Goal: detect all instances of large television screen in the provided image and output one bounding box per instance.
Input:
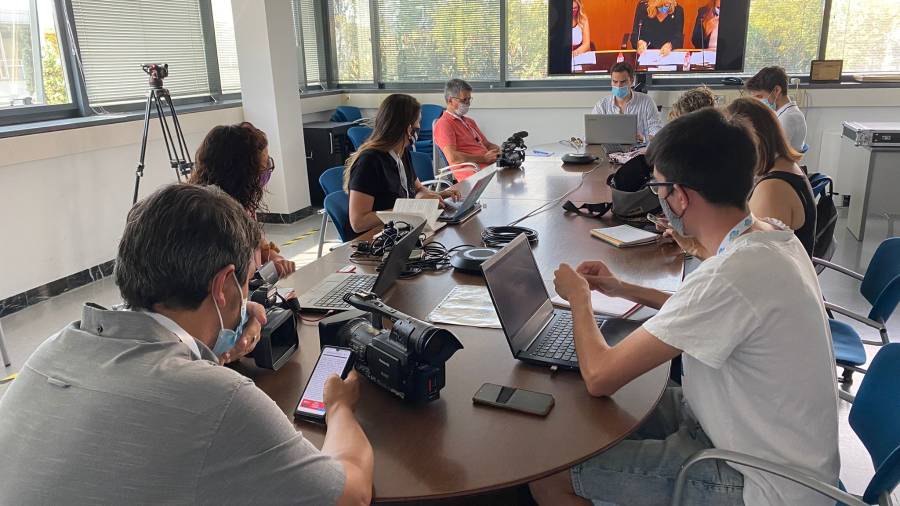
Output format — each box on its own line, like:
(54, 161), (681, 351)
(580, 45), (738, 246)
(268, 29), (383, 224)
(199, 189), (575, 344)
(548, 0), (750, 75)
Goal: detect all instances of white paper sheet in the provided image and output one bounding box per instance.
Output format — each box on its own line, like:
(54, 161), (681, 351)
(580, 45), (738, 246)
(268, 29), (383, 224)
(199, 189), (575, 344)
(377, 198), (444, 234)
(427, 285), (501, 329)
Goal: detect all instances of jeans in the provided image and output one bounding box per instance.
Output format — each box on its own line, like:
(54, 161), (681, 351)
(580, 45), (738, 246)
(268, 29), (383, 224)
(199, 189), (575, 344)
(570, 387), (745, 506)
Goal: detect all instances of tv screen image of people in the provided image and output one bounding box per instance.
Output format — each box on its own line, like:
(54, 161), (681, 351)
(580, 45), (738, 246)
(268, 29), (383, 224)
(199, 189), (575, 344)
(548, 0), (750, 75)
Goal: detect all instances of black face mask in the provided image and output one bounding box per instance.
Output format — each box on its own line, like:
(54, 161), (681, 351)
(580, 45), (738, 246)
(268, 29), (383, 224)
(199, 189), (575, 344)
(410, 127), (420, 143)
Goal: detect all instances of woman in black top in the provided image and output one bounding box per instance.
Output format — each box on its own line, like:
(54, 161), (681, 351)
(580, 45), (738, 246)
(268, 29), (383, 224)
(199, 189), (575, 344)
(630, 0), (685, 56)
(726, 98), (816, 256)
(344, 94), (458, 234)
(691, 0), (720, 49)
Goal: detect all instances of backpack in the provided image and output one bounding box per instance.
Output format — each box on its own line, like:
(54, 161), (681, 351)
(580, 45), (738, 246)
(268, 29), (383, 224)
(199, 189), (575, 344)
(563, 155), (661, 223)
(809, 173), (838, 267)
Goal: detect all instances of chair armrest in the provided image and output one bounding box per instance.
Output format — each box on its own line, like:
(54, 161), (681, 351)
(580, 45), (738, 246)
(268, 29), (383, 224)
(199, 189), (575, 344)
(813, 258), (865, 281)
(421, 179), (452, 191)
(839, 389), (856, 403)
(825, 302), (886, 331)
(436, 162), (480, 178)
(672, 448), (866, 506)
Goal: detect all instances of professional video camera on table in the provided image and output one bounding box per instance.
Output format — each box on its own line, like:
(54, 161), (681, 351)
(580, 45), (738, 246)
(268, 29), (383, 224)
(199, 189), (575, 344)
(232, 140), (684, 502)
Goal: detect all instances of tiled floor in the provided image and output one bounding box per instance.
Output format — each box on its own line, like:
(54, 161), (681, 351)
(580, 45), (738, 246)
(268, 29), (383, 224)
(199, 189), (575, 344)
(1, 210), (897, 501)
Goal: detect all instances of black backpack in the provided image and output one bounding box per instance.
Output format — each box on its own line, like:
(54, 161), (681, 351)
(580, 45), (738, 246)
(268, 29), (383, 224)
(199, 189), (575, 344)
(809, 173), (837, 268)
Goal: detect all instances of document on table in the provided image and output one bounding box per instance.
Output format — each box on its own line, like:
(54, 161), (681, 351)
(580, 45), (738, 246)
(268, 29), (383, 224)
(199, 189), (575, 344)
(377, 198), (445, 234)
(572, 52), (597, 66)
(428, 285), (501, 329)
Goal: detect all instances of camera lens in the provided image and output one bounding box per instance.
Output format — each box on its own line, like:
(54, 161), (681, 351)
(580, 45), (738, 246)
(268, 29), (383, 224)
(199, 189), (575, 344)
(415, 327), (463, 366)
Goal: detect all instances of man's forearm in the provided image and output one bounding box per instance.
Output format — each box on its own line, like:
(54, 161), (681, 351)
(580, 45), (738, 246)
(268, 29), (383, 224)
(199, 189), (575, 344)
(570, 295), (613, 395)
(322, 405), (374, 478)
(617, 281), (671, 310)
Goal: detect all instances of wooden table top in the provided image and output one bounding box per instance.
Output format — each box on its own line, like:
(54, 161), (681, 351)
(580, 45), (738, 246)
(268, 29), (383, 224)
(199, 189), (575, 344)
(241, 152), (682, 502)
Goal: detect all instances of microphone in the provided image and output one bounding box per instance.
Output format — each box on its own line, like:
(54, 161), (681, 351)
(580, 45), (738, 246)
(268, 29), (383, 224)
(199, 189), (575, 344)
(636, 20), (643, 49)
(512, 131), (529, 138)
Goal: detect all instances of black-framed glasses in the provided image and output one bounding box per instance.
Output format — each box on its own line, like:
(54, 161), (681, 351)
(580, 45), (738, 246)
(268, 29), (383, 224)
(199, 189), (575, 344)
(451, 96), (473, 105)
(644, 181), (676, 195)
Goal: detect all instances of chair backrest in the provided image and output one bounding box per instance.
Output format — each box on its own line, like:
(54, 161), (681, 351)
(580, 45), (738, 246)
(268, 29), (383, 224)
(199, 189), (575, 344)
(323, 191), (355, 243)
(409, 151), (434, 182)
(809, 173), (832, 199)
(319, 166), (345, 196)
(848, 343), (900, 503)
(861, 238), (900, 322)
(347, 126), (373, 151)
(419, 104), (445, 140)
(331, 106), (362, 123)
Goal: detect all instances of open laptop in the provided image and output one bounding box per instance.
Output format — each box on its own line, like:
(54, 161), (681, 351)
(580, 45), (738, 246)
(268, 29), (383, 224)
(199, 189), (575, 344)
(584, 114), (639, 154)
(482, 233), (606, 370)
(438, 170), (496, 224)
(296, 221), (426, 311)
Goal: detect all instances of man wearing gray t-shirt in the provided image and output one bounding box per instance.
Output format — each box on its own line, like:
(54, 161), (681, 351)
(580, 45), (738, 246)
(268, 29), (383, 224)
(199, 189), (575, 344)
(531, 109), (839, 505)
(0, 184), (373, 505)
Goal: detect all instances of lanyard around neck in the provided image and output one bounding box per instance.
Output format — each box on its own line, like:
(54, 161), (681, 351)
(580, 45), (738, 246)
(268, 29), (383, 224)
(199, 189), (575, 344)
(717, 215), (754, 255)
(388, 150), (410, 198)
(142, 310), (202, 359)
(449, 112), (482, 144)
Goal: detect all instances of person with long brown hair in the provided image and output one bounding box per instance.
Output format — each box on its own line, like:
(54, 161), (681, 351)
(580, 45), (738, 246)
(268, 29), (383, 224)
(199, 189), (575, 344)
(571, 0), (591, 56)
(345, 94), (458, 234)
(190, 122), (296, 278)
(691, 0), (719, 49)
(725, 97), (816, 256)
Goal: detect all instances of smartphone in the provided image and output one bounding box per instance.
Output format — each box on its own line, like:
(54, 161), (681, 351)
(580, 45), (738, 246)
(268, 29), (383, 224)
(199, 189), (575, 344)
(646, 213), (668, 229)
(295, 346), (355, 424)
(472, 383), (555, 416)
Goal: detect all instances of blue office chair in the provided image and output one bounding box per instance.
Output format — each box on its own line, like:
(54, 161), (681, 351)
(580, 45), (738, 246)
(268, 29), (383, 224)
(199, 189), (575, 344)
(330, 105), (363, 123)
(410, 150), (450, 191)
(419, 104), (444, 142)
(672, 343), (900, 506)
(814, 237), (900, 383)
(809, 173), (832, 199)
(347, 126), (372, 151)
(323, 191), (355, 245)
(413, 139), (434, 157)
(316, 166), (345, 258)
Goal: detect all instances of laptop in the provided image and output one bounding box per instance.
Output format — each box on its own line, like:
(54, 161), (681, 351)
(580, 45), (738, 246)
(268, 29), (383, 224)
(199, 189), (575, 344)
(584, 114), (639, 154)
(296, 221), (426, 311)
(438, 170), (496, 224)
(482, 233), (606, 370)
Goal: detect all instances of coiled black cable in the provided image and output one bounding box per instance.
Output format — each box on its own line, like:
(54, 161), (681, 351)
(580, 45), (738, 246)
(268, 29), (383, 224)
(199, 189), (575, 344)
(481, 226), (538, 248)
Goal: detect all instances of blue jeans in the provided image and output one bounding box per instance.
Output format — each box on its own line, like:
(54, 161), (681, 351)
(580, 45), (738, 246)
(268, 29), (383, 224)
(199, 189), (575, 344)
(571, 387), (745, 506)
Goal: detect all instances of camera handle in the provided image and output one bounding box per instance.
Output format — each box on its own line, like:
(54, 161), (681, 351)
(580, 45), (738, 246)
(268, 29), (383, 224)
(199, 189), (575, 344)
(344, 292), (412, 330)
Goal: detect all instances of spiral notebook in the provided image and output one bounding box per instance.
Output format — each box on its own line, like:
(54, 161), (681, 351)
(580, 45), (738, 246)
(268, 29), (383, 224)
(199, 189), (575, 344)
(590, 225), (658, 248)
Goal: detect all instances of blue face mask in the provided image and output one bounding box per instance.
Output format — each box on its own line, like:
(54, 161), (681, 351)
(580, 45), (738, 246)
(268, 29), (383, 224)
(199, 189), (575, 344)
(212, 273), (249, 356)
(658, 5), (671, 14)
(611, 85), (630, 99)
(659, 192), (686, 236)
(759, 93), (777, 110)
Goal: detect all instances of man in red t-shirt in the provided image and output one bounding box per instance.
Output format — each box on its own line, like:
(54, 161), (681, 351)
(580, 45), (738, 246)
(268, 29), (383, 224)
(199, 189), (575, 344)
(433, 79), (500, 166)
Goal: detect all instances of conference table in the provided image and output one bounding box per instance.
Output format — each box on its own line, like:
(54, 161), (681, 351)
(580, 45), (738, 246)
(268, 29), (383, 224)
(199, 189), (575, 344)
(240, 146), (684, 502)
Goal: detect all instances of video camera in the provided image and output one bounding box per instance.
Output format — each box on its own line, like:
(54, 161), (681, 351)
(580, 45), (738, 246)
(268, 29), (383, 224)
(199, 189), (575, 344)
(142, 63), (168, 89)
(245, 261), (300, 370)
(318, 292), (464, 402)
(496, 131), (528, 169)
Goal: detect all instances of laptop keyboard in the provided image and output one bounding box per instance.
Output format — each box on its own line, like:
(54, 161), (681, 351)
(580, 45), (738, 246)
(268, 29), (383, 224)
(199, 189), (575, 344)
(602, 143), (630, 154)
(532, 312), (605, 363)
(313, 275), (376, 308)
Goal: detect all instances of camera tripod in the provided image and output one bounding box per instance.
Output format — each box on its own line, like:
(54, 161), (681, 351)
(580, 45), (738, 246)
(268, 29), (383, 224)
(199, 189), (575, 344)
(133, 63), (194, 205)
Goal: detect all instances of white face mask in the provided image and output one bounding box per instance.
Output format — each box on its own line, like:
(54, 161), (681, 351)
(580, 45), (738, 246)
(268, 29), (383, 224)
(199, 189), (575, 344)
(456, 102), (470, 116)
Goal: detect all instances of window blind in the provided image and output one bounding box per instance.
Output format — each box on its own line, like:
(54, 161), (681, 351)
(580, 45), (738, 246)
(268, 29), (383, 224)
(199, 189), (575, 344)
(211, 0), (240, 94)
(292, 0), (321, 87)
(377, 0), (501, 82)
(70, 0), (210, 105)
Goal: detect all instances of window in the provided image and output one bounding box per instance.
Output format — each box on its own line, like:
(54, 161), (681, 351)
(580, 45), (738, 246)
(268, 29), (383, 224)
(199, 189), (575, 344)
(332, 0), (374, 83)
(826, 0), (900, 73)
(377, 0), (501, 82)
(744, 0), (825, 75)
(292, 0), (323, 87)
(0, 0), (71, 108)
(70, 0), (209, 105)
(211, 0), (240, 94)
(507, 0), (548, 80)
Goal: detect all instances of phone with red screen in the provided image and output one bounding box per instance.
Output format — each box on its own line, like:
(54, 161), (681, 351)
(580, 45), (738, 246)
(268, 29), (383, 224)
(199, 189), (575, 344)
(294, 346), (354, 424)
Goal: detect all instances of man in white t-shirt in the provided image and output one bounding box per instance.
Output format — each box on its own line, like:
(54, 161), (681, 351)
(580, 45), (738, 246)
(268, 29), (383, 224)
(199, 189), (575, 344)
(530, 108), (839, 506)
(746, 66), (808, 153)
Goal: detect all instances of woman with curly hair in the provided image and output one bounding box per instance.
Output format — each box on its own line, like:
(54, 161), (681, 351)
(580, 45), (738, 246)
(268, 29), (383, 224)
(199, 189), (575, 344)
(668, 86), (717, 120)
(190, 122), (296, 278)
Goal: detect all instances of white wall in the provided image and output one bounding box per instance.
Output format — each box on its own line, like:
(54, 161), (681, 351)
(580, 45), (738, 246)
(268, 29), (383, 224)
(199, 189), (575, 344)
(0, 107), (243, 299)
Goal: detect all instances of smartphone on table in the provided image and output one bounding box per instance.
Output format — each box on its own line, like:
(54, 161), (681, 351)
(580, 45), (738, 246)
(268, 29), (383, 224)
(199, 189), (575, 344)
(295, 346), (354, 424)
(472, 383), (555, 416)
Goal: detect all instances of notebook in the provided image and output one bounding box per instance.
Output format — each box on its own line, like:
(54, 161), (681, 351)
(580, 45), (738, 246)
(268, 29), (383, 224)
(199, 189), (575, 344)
(545, 280), (641, 318)
(590, 225), (658, 248)
(377, 198), (446, 235)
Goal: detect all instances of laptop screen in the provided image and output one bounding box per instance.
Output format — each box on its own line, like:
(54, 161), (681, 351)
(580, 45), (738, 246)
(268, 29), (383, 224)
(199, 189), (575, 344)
(481, 234), (552, 354)
(372, 221), (425, 296)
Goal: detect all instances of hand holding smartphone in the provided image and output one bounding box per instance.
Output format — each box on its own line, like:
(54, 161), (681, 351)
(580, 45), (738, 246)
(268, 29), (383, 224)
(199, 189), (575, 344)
(295, 346), (355, 424)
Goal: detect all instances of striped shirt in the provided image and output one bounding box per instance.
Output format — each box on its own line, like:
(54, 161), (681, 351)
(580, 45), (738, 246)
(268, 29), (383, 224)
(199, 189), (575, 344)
(591, 91), (664, 138)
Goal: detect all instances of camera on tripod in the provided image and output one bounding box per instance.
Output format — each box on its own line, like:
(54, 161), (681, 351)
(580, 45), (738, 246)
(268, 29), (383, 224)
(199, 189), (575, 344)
(142, 63), (168, 89)
(243, 262), (300, 370)
(497, 131), (528, 169)
(318, 292), (463, 402)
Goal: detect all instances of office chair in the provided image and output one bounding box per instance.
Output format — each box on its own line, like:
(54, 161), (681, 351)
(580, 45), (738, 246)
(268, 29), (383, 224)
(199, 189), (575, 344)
(0, 320), (11, 367)
(814, 237), (900, 383)
(347, 126), (372, 151)
(410, 151), (452, 191)
(419, 104), (444, 142)
(323, 191), (355, 245)
(330, 105), (363, 123)
(672, 343), (900, 506)
(316, 166), (345, 258)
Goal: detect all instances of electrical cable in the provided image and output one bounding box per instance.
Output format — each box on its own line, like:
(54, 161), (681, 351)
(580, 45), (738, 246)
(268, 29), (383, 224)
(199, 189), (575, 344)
(507, 162), (603, 227)
(481, 226), (538, 248)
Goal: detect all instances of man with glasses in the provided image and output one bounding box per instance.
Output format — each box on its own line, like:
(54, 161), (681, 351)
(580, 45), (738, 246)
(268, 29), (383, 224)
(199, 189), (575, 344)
(433, 78), (501, 166)
(530, 108), (839, 505)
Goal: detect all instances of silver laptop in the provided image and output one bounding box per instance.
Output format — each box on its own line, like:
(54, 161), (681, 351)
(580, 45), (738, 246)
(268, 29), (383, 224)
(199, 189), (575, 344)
(482, 233), (605, 371)
(297, 221), (425, 311)
(584, 114), (638, 153)
(438, 170), (496, 223)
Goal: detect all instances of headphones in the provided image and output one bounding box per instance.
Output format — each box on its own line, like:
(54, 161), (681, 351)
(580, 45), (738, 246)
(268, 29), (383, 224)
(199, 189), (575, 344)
(481, 226), (538, 248)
